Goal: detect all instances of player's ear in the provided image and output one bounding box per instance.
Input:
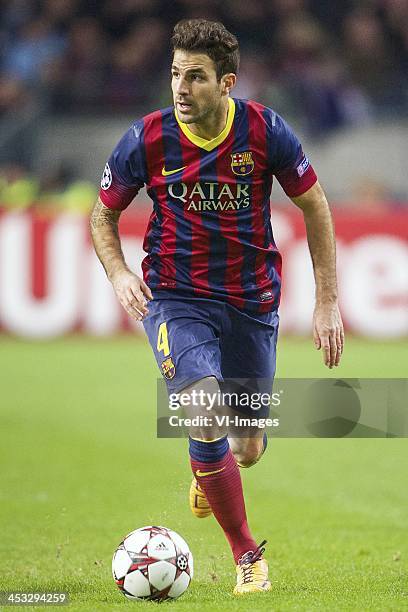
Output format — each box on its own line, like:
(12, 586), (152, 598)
(221, 73), (236, 95)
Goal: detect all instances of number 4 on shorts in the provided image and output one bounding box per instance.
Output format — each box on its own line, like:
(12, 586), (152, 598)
(157, 322), (170, 356)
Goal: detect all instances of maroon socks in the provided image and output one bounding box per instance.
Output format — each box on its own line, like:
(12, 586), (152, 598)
(189, 436), (257, 562)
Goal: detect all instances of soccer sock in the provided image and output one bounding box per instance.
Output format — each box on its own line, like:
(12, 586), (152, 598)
(189, 436), (258, 563)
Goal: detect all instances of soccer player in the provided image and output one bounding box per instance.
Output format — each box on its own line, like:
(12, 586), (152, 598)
(90, 19), (344, 595)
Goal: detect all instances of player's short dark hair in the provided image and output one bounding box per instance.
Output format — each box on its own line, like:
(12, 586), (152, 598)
(171, 19), (239, 81)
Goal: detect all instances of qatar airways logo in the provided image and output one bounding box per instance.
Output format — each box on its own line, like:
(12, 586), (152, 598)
(167, 182), (251, 212)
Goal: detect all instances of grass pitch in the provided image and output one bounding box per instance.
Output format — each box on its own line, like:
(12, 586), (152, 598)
(0, 336), (407, 611)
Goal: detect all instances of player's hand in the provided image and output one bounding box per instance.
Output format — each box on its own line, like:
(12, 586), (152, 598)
(313, 301), (344, 368)
(110, 269), (153, 321)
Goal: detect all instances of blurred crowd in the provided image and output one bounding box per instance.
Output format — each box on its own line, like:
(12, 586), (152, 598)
(2, 0), (407, 122)
(0, 161), (97, 213)
(0, 0), (407, 211)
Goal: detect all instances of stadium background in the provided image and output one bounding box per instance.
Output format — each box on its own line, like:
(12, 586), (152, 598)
(1, 1), (407, 610)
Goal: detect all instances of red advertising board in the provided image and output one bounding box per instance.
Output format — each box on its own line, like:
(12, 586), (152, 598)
(0, 207), (406, 338)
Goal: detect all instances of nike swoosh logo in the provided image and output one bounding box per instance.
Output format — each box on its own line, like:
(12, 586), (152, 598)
(162, 165), (187, 176)
(196, 467), (226, 477)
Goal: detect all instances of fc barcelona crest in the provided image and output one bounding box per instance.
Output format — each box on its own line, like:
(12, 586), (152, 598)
(231, 151), (254, 176)
(161, 356), (176, 380)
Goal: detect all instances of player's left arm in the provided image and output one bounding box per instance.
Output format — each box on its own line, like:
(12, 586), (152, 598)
(290, 180), (344, 368)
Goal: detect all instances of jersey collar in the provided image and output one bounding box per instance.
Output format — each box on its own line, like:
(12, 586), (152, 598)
(175, 97), (235, 151)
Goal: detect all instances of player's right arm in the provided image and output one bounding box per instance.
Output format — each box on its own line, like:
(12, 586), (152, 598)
(90, 197), (152, 321)
(91, 121), (152, 320)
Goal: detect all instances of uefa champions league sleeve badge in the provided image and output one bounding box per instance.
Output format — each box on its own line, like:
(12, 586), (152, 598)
(101, 163), (112, 190)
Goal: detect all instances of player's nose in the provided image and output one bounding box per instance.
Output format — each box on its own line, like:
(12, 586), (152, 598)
(175, 77), (189, 95)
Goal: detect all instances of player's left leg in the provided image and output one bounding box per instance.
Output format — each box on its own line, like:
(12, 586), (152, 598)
(229, 433), (268, 468)
(221, 305), (279, 445)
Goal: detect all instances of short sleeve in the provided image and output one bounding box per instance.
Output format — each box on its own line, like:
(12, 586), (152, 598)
(265, 110), (317, 198)
(99, 120), (146, 211)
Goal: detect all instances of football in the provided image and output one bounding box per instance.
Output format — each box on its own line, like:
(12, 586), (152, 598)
(112, 525), (193, 602)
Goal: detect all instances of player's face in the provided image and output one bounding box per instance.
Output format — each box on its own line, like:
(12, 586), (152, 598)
(171, 50), (234, 125)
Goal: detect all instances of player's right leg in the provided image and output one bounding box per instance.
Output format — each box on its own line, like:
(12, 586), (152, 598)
(182, 376), (268, 572)
(142, 296), (223, 523)
(183, 376), (270, 594)
(143, 298), (270, 593)
(190, 433), (267, 519)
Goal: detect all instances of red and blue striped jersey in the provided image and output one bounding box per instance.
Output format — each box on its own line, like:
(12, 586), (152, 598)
(99, 98), (317, 313)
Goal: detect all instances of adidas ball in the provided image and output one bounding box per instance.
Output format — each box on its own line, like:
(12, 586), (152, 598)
(112, 525), (193, 602)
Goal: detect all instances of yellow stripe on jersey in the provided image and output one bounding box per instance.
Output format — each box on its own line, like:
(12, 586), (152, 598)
(175, 98), (235, 151)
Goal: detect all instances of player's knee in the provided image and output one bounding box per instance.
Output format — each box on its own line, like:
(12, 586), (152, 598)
(233, 439), (264, 468)
(236, 451), (262, 468)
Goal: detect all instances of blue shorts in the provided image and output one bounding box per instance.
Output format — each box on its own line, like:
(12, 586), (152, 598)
(143, 296), (279, 418)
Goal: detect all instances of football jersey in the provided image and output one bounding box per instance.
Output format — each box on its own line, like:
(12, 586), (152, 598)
(99, 97), (317, 313)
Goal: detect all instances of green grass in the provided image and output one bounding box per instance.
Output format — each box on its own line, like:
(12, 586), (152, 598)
(0, 337), (407, 611)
